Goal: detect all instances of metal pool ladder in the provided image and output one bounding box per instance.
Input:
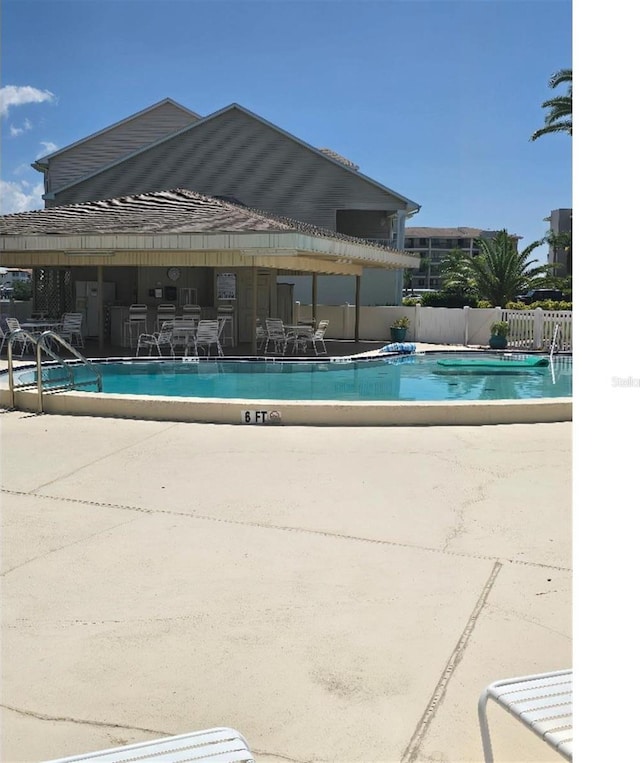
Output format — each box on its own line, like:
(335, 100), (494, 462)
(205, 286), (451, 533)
(6, 328), (103, 413)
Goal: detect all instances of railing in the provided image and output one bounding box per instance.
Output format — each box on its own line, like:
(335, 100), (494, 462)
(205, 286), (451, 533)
(6, 329), (103, 413)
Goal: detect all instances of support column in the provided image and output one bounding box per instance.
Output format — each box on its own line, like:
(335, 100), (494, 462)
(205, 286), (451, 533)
(250, 266), (258, 355)
(354, 274), (361, 342)
(311, 273), (318, 325)
(97, 265), (104, 353)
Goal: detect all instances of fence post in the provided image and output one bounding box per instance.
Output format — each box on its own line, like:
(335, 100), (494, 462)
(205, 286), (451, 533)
(463, 306), (470, 346)
(533, 307), (543, 349)
(342, 302), (350, 341)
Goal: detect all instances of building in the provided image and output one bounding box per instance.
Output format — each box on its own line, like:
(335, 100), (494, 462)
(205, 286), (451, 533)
(1, 99), (420, 349)
(403, 227), (511, 291)
(0, 267), (31, 296)
(545, 209), (572, 277)
(28, 98), (420, 307)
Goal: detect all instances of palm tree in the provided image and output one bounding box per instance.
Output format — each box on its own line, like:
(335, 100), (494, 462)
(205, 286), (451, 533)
(530, 68), (572, 141)
(452, 230), (552, 306)
(439, 248), (478, 299)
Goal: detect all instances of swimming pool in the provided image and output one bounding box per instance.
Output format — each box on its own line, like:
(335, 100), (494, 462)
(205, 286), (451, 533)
(22, 352), (572, 402)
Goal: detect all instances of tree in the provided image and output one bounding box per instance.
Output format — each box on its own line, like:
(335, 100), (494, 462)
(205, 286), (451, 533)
(11, 280), (33, 300)
(442, 231), (553, 306)
(544, 228), (572, 277)
(530, 68), (572, 141)
(439, 248), (478, 300)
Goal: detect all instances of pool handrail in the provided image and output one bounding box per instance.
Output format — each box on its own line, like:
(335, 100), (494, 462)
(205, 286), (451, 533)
(6, 328), (103, 412)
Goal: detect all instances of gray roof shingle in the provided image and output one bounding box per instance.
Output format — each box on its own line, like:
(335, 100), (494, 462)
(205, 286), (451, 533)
(0, 188), (401, 253)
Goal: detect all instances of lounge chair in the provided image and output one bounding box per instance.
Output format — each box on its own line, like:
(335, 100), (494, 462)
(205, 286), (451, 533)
(43, 726), (254, 762)
(478, 669), (572, 761)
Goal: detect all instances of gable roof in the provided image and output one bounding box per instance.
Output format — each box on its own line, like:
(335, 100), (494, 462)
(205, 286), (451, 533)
(41, 102), (420, 212)
(32, 98), (201, 168)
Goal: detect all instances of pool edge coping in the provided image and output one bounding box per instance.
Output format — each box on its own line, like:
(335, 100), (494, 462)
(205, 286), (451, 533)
(0, 351), (572, 426)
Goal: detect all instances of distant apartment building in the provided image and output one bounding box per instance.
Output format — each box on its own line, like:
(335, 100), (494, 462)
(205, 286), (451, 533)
(0, 267), (31, 295)
(546, 209), (572, 276)
(403, 227), (513, 291)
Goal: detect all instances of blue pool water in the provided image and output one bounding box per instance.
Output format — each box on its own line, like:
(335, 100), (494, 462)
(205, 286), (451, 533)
(26, 352), (572, 402)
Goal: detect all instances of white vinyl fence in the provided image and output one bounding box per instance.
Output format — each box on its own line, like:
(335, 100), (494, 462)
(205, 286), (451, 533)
(295, 303), (572, 351)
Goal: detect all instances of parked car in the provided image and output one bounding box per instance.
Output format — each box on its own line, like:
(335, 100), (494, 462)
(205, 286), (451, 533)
(515, 288), (564, 304)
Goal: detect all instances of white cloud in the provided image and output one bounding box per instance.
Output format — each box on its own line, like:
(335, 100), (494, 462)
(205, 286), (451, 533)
(0, 85), (56, 118)
(9, 118), (33, 137)
(36, 140), (59, 158)
(0, 180), (43, 215)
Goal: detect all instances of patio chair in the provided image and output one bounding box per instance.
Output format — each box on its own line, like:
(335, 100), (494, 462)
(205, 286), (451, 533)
(124, 304), (148, 348)
(308, 319), (329, 355)
(182, 303), (201, 321)
(263, 318), (294, 355)
(192, 319), (224, 357)
(0, 321), (6, 355)
(478, 669), (572, 762)
(43, 726), (254, 762)
(171, 316), (197, 356)
(5, 317), (30, 355)
(58, 312), (84, 347)
(256, 318), (267, 350)
(136, 321), (175, 356)
(155, 303), (176, 331)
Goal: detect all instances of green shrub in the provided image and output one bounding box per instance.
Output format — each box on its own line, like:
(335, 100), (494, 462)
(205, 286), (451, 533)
(505, 300), (572, 311)
(420, 291), (478, 308)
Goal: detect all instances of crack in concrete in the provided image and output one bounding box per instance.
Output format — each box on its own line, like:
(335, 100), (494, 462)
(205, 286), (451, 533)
(0, 517), (139, 577)
(1, 488), (571, 573)
(27, 422), (181, 494)
(1, 702), (172, 737)
(1, 703), (311, 763)
(400, 561), (503, 763)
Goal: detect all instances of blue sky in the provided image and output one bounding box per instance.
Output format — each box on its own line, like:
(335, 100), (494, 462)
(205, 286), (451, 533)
(1, 0), (571, 262)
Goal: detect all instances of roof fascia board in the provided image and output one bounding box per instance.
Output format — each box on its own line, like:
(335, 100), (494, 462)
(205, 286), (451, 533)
(0, 230), (418, 267)
(45, 102), (420, 212)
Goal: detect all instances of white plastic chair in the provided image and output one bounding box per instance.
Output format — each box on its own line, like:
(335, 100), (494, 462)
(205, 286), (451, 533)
(43, 726), (254, 762)
(309, 319), (329, 355)
(182, 304), (201, 321)
(155, 303), (176, 331)
(256, 319), (267, 350)
(5, 316), (30, 355)
(478, 669), (572, 761)
(263, 318), (294, 355)
(136, 321), (175, 357)
(58, 312), (84, 347)
(124, 304), (148, 348)
(171, 317), (197, 355)
(192, 319), (224, 357)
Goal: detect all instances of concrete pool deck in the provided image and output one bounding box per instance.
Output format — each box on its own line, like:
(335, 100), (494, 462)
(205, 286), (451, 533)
(0, 412), (572, 762)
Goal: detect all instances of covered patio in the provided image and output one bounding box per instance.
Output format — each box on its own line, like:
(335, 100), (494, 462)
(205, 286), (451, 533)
(0, 189), (418, 356)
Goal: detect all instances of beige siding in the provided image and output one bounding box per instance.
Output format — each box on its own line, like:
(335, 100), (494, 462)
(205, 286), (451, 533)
(45, 102), (200, 195)
(50, 108), (407, 232)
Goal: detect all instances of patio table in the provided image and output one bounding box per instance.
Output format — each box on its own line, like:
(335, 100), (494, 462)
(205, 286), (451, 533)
(285, 324), (314, 352)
